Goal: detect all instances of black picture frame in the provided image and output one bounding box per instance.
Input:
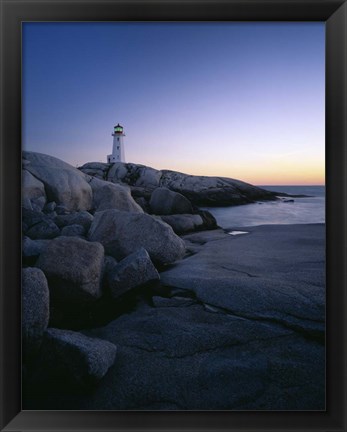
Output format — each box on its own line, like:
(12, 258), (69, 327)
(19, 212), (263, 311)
(1, 0), (346, 431)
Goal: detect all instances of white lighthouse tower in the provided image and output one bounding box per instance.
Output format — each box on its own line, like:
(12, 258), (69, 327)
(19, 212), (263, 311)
(107, 123), (126, 163)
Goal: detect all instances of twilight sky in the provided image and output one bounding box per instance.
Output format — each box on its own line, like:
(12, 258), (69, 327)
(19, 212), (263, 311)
(22, 22), (325, 185)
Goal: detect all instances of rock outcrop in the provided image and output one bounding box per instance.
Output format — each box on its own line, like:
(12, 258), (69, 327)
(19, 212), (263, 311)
(79, 161), (277, 206)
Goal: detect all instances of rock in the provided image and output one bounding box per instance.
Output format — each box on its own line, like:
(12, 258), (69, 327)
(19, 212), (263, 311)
(25, 220), (60, 240)
(40, 328), (117, 387)
(90, 178), (143, 213)
(22, 268), (49, 360)
(55, 211), (94, 230)
(23, 236), (51, 258)
(36, 236), (104, 302)
(149, 187), (194, 215)
(159, 170), (276, 206)
(107, 248), (160, 299)
(134, 197), (150, 213)
(25, 299), (324, 410)
(160, 214), (204, 234)
(23, 151), (93, 212)
(88, 209), (186, 265)
(161, 224), (325, 338)
(22, 170), (47, 211)
(55, 205), (71, 215)
(43, 201), (56, 213)
(23, 209), (60, 240)
(197, 209), (218, 230)
(60, 224), (85, 237)
(78, 162), (111, 180)
(107, 163), (162, 190)
(79, 162), (277, 206)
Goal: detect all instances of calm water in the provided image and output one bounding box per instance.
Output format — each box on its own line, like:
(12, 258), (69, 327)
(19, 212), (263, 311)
(203, 186), (325, 229)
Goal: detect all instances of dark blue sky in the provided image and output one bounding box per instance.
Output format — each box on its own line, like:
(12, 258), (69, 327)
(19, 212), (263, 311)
(23, 22), (325, 184)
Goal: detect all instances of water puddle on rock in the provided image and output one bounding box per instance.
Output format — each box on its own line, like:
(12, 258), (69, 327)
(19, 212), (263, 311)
(228, 231), (249, 236)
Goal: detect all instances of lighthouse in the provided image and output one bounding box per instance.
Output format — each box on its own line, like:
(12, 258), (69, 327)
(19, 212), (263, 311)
(107, 123), (126, 163)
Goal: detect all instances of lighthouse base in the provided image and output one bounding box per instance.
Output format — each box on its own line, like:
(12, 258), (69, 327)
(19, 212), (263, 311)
(107, 154), (122, 163)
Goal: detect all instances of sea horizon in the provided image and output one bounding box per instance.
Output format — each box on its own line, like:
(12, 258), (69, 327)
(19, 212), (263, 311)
(203, 185), (325, 229)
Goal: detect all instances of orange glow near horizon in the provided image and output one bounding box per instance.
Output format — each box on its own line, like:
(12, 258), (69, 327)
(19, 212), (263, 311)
(139, 153), (325, 187)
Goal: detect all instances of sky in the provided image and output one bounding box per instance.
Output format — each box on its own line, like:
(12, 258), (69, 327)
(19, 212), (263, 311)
(22, 22), (325, 185)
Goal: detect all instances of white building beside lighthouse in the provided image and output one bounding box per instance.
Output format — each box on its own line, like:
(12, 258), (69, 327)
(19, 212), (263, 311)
(107, 123), (126, 163)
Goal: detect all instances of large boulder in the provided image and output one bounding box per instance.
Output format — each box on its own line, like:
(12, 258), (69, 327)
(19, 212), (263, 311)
(89, 178), (143, 213)
(40, 328), (117, 387)
(88, 209), (186, 265)
(23, 151), (93, 212)
(36, 236), (104, 302)
(22, 170), (47, 211)
(149, 187), (194, 215)
(22, 268), (49, 360)
(160, 214), (204, 234)
(107, 248), (160, 299)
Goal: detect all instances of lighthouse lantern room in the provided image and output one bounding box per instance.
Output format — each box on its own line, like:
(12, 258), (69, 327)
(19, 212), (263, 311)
(107, 123), (126, 163)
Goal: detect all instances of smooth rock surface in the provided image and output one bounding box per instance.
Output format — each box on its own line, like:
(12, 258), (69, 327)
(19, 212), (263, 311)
(161, 224), (325, 337)
(88, 210), (186, 265)
(36, 236), (104, 302)
(22, 169), (47, 211)
(23, 151), (93, 212)
(22, 268), (50, 360)
(107, 248), (160, 298)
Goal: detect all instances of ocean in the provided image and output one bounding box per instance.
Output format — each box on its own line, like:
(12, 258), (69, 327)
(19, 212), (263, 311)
(203, 186), (325, 229)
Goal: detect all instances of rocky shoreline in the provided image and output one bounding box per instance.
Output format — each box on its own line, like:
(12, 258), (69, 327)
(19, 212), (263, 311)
(22, 152), (325, 410)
